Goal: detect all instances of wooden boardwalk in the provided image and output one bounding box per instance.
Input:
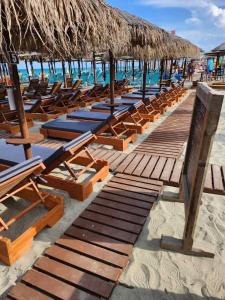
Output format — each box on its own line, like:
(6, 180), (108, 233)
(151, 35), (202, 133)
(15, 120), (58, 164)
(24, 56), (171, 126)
(133, 93), (195, 158)
(88, 150), (225, 196)
(7, 174), (163, 300)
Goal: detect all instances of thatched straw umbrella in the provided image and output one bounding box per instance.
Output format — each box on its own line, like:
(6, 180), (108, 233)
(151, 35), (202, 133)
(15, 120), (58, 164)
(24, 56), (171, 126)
(0, 0), (131, 158)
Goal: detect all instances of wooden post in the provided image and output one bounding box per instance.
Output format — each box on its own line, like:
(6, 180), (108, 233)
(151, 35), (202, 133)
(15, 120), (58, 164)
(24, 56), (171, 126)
(182, 58), (187, 78)
(78, 59), (81, 79)
(93, 52), (97, 85)
(109, 50), (115, 115)
(153, 59), (156, 71)
(215, 54), (220, 79)
(5, 57), (32, 159)
(169, 58), (173, 79)
(40, 56), (44, 81)
(30, 60), (34, 78)
(68, 59), (73, 79)
(161, 83), (224, 257)
(142, 61), (147, 102)
(25, 59), (30, 82)
(61, 61), (66, 87)
(132, 60), (135, 82)
(159, 59), (165, 89)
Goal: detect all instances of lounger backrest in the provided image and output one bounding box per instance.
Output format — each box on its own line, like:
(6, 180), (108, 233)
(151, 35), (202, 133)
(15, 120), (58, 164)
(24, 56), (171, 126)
(50, 81), (62, 94)
(72, 79), (82, 90)
(27, 79), (39, 92)
(0, 156), (42, 198)
(113, 107), (129, 119)
(63, 131), (93, 152)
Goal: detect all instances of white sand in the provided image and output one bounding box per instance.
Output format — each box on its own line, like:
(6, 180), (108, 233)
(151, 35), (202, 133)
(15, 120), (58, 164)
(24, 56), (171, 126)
(0, 88), (225, 299)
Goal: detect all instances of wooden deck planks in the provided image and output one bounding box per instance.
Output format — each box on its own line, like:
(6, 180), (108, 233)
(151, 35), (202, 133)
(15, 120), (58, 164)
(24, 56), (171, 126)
(8, 174), (162, 299)
(132, 94), (194, 158)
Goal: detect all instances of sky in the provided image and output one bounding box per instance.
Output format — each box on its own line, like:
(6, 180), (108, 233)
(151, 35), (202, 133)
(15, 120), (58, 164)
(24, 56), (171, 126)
(107, 0), (225, 52)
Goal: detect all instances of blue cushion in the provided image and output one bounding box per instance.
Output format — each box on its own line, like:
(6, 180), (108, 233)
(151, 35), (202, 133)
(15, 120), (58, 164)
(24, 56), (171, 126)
(42, 119), (104, 134)
(67, 111), (111, 121)
(0, 156), (42, 183)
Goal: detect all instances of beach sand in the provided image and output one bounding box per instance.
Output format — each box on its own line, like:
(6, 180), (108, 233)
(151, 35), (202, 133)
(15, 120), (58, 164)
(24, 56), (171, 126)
(0, 88), (225, 299)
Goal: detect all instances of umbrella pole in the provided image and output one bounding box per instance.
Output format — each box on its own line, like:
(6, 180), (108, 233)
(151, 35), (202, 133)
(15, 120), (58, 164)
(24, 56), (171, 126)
(132, 59), (135, 82)
(142, 61), (147, 101)
(40, 56), (44, 81)
(30, 60), (34, 78)
(25, 59), (30, 82)
(62, 61), (66, 87)
(8, 62), (32, 159)
(78, 59), (81, 79)
(159, 59), (165, 89)
(169, 58), (173, 80)
(109, 50), (115, 115)
(93, 52), (97, 85)
(182, 58), (187, 78)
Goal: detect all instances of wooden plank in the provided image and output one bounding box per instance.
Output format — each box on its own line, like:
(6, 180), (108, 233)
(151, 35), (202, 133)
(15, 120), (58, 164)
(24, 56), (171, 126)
(115, 153), (136, 173)
(110, 153), (128, 171)
(35, 256), (114, 298)
(110, 176), (162, 192)
(22, 270), (98, 300)
(73, 218), (137, 244)
(87, 203), (146, 224)
(170, 159), (183, 185)
(141, 156), (159, 178)
(80, 210), (142, 234)
(8, 282), (51, 300)
(132, 155), (151, 176)
(94, 196), (150, 216)
(123, 153), (144, 174)
(160, 158), (176, 182)
(45, 245), (122, 282)
(65, 226), (133, 255)
(97, 191), (153, 209)
(107, 181), (160, 196)
(115, 173), (163, 187)
(56, 235), (128, 268)
(212, 165), (224, 191)
(151, 156), (167, 180)
(103, 186), (158, 203)
(205, 165), (213, 190)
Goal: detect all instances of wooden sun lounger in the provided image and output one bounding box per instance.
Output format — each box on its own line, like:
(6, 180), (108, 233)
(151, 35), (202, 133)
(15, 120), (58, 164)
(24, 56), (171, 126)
(60, 79), (82, 93)
(24, 96), (63, 121)
(92, 97), (161, 122)
(0, 132), (109, 201)
(0, 156), (63, 265)
(40, 109), (137, 151)
(53, 90), (86, 113)
(23, 81), (48, 99)
(89, 100), (150, 134)
(0, 109), (34, 134)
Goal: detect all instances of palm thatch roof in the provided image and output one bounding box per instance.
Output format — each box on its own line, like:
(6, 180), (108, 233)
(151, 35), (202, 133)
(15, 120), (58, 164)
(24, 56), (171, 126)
(0, 0), (130, 58)
(114, 9), (200, 60)
(206, 43), (225, 56)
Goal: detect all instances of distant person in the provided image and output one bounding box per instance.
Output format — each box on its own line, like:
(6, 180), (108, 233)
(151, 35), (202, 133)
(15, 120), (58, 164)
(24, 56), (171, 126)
(187, 62), (195, 81)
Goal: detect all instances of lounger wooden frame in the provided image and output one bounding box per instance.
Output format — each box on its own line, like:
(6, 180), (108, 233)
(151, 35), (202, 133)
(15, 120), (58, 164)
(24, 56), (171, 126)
(41, 135), (109, 201)
(0, 110), (34, 134)
(41, 119), (137, 151)
(0, 162), (63, 266)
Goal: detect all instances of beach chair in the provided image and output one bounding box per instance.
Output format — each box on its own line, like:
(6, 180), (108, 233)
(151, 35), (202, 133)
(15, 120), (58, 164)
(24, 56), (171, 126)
(47, 81), (62, 95)
(40, 108), (137, 151)
(60, 79), (83, 93)
(23, 81), (48, 99)
(80, 84), (110, 104)
(24, 96), (63, 121)
(0, 109), (34, 134)
(53, 91), (86, 113)
(92, 97), (160, 122)
(0, 132), (108, 201)
(0, 156), (63, 265)
(68, 103), (149, 135)
(23, 79), (39, 94)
